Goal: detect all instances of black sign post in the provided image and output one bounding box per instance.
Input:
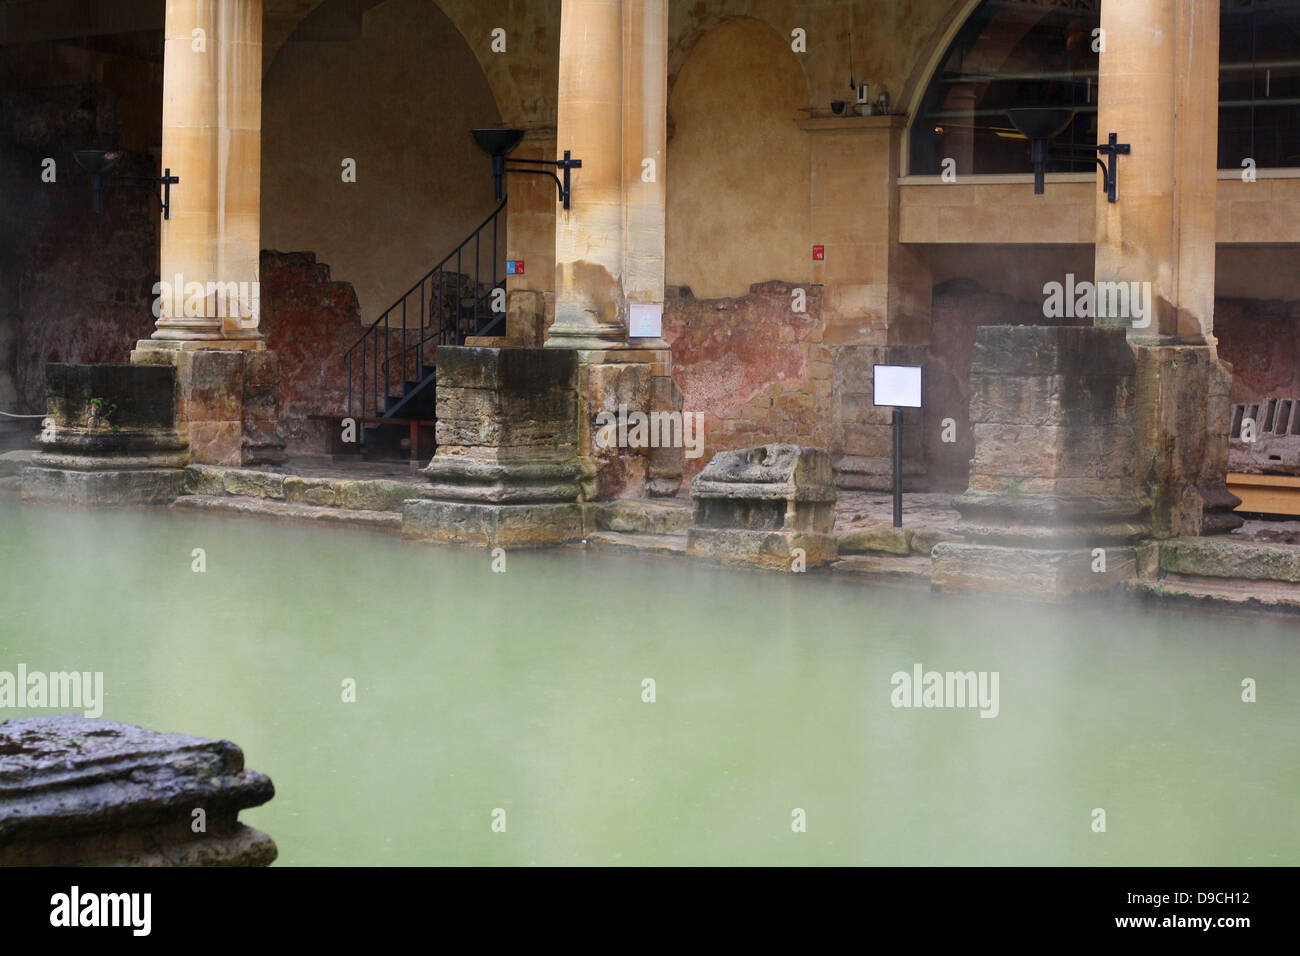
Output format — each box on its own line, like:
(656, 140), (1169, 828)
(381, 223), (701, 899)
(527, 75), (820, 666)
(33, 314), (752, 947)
(892, 408), (903, 528)
(873, 364), (922, 531)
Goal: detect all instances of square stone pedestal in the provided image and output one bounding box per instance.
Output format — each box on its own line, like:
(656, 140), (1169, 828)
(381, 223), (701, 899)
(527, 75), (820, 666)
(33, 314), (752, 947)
(402, 346), (584, 548)
(131, 342), (285, 466)
(22, 363), (187, 506)
(929, 325), (1145, 600)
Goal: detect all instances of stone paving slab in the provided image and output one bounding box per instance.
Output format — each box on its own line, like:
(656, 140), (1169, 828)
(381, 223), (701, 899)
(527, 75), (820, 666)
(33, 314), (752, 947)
(591, 498), (692, 535)
(230, 454), (428, 484)
(1160, 535), (1300, 583)
(1233, 519), (1300, 546)
(1129, 576), (1300, 614)
(172, 494), (401, 531)
(831, 553), (932, 584)
(586, 531), (688, 556)
(834, 491), (961, 534)
(0, 449), (35, 478)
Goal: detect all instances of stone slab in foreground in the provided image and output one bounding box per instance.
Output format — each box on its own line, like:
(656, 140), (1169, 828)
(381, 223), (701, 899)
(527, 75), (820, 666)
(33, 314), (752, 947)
(0, 715), (276, 866)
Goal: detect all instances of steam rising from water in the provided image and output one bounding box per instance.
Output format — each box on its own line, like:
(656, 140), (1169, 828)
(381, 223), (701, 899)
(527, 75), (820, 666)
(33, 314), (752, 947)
(0, 502), (1296, 865)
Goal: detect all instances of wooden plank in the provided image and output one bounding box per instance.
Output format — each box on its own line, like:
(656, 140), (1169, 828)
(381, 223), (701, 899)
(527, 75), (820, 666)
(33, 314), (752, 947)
(1228, 473), (1300, 516)
(1228, 473), (1300, 488)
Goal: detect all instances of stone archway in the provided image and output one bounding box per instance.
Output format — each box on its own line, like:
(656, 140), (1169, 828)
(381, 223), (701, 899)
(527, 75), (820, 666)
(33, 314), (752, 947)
(261, 0), (503, 320)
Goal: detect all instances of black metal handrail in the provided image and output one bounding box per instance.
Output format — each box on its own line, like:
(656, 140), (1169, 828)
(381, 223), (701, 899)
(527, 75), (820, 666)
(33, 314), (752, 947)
(344, 198), (508, 419)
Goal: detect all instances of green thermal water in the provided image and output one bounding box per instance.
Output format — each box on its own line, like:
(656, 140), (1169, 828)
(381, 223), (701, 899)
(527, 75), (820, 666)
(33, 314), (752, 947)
(0, 502), (1296, 865)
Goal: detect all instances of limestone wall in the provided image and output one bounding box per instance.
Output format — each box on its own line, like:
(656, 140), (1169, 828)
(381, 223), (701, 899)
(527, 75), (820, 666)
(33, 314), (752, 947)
(664, 17), (811, 299)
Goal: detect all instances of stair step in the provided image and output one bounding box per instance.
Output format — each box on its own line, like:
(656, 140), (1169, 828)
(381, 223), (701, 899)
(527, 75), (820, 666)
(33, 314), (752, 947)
(1128, 575), (1300, 613)
(0, 449), (36, 479)
(172, 495), (401, 531)
(586, 531), (688, 556)
(831, 553), (932, 584)
(1158, 536), (1300, 583)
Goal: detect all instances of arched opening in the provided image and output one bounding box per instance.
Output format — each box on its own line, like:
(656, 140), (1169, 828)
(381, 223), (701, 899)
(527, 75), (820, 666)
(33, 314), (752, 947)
(905, 0), (1300, 508)
(665, 17), (811, 299)
(261, 0), (503, 320)
(908, 0), (1300, 176)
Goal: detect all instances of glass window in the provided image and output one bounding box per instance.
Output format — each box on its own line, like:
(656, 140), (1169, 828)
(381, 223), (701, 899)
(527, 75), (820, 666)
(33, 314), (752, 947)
(908, 0), (1300, 175)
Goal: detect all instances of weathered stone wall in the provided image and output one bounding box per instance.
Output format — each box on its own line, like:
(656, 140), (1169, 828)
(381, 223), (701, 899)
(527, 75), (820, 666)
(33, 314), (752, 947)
(1216, 297), (1300, 405)
(663, 281), (832, 485)
(258, 250), (362, 455)
(2, 78), (159, 414)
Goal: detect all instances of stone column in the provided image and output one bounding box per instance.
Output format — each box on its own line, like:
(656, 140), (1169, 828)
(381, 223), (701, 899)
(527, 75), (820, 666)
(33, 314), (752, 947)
(1095, 0), (1218, 344)
(131, 0), (282, 466)
(620, 0), (669, 353)
(548, 0), (678, 499)
(549, 0), (627, 348)
(1094, 0), (1240, 536)
(143, 0), (263, 347)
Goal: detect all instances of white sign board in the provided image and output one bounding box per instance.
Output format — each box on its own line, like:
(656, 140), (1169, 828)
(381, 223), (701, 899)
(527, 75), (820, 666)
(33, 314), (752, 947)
(629, 302), (663, 338)
(873, 364), (922, 408)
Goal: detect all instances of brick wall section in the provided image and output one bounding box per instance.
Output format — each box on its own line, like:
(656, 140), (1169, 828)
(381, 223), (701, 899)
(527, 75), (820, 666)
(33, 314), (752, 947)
(663, 281), (834, 485)
(258, 250), (364, 454)
(1216, 297), (1300, 405)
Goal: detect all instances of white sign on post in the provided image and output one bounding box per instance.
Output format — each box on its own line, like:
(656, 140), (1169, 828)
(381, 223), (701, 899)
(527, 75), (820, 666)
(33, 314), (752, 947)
(629, 303), (663, 338)
(873, 364), (922, 408)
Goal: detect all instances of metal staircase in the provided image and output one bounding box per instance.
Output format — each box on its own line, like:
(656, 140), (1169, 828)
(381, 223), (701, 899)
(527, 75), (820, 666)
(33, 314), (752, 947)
(342, 198), (508, 456)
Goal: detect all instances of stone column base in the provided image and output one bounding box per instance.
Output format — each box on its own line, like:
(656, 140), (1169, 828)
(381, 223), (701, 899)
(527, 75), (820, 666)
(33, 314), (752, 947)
(1132, 344), (1242, 537)
(401, 500), (584, 548)
(131, 345), (285, 466)
(931, 542), (1137, 599)
(412, 347), (583, 546)
(22, 363), (187, 505)
(935, 325), (1144, 600)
